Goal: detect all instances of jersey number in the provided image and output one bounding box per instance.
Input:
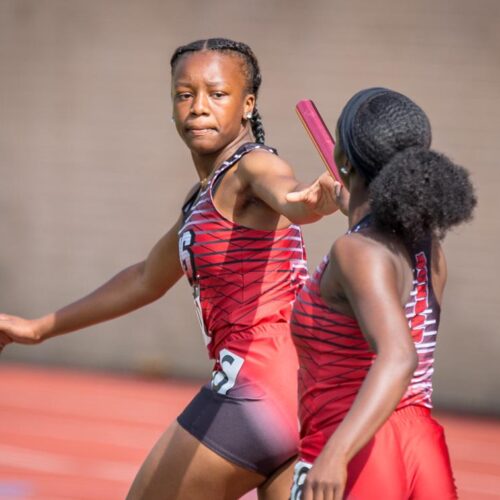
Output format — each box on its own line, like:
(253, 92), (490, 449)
(179, 230), (196, 285)
(290, 460), (312, 500)
(211, 349), (244, 395)
(179, 230), (211, 345)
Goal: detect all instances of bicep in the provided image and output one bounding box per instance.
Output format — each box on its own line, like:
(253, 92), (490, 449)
(239, 151), (301, 213)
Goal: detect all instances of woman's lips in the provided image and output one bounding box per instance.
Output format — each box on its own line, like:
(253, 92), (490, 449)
(186, 127), (216, 136)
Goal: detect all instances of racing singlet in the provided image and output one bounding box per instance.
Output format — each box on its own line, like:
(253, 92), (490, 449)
(178, 142), (308, 398)
(291, 215), (440, 463)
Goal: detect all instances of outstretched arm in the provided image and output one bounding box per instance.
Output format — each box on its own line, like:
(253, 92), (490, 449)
(238, 149), (343, 224)
(0, 215), (184, 349)
(302, 235), (418, 500)
(286, 174), (349, 217)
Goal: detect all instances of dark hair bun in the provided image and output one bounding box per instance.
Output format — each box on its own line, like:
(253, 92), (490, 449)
(369, 147), (477, 242)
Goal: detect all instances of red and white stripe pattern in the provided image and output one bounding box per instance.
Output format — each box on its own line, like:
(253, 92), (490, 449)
(291, 215), (440, 463)
(402, 249), (439, 408)
(178, 142), (308, 360)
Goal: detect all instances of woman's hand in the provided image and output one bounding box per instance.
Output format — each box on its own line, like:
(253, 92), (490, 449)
(0, 314), (43, 350)
(0, 331), (12, 352)
(302, 452), (348, 500)
(286, 172), (349, 216)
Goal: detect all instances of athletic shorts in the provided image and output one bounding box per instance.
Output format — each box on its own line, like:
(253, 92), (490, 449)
(178, 384), (298, 476)
(291, 406), (457, 499)
(177, 327), (300, 477)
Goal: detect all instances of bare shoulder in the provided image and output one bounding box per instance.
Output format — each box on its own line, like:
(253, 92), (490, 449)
(237, 147), (294, 179)
(331, 232), (393, 267)
(330, 232), (399, 283)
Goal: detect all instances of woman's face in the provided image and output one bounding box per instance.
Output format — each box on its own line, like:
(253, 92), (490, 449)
(171, 51), (255, 155)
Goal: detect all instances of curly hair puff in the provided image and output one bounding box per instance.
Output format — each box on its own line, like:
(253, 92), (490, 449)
(369, 148), (476, 242)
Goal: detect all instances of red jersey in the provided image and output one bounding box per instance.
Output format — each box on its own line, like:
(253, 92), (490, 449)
(178, 142), (308, 399)
(291, 216), (440, 463)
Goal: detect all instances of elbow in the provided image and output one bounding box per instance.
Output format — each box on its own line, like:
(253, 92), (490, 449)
(141, 277), (169, 303)
(134, 262), (167, 304)
(378, 343), (418, 385)
(403, 348), (419, 383)
(147, 285), (168, 302)
(398, 345), (419, 384)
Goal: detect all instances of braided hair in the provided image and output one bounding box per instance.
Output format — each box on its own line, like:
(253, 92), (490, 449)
(170, 38), (266, 144)
(337, 88), (477, 243)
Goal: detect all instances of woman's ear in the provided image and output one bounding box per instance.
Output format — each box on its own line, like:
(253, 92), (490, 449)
(340, 161), (353, 176)
(243, 94), (255, 120)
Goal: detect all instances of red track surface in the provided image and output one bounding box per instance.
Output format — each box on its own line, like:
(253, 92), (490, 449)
(0, 363), (499, 499)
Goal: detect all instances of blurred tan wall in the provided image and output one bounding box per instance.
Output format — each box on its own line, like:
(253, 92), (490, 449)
(1, 0), (499, 413)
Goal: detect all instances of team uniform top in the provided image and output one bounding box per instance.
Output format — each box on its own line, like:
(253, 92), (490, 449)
(291, 215), (440, 464)
(178, 142), (308, 398)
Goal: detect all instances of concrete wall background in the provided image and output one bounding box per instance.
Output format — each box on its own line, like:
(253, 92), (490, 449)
(1, 0), (499, 413)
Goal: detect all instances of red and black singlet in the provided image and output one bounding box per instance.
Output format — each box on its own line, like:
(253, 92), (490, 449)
(178, 143), (308, 401)
(291, 215), (440, 463)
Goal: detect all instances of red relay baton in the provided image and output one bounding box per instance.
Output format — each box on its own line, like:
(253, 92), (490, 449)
(295, 100), (342, 183)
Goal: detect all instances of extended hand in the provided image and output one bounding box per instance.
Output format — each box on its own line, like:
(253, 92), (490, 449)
(302, 452), (348, 500)
(286, 172), (349, 216)
(0, 314), (42, 351)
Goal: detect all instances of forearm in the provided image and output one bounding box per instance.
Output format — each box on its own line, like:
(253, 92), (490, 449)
(288, 210), (323, 225)
(33, 262), (164, 340)
(321, 354), (415, 463)
(241, 152), (339, 225)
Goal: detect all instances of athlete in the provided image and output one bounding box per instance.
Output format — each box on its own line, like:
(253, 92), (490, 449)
(0, 38), (339, 499)
(287, 87), (476, 499)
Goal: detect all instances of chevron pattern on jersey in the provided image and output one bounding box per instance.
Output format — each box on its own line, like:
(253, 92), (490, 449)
(178, 143), (308, 359)
(291, 224), (440, 463)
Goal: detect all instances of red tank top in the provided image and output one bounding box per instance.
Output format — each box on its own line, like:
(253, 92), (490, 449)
(291, 215), (440, 463)
(178, 143), (308, 360)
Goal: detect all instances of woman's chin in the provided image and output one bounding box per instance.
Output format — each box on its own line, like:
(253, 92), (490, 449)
(184, 135), (225, 156)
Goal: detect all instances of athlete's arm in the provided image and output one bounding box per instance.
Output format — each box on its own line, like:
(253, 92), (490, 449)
(302, 235), (418, 500)
(237, 149), (341, 224)
(0, 215), (184, 347)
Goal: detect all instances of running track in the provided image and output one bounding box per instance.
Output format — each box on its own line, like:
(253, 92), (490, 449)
(0, 363), (499, 499)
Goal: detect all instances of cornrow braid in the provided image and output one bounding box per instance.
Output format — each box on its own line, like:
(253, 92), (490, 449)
(249, 108), (265, 144)
(170, 38), (266, 144)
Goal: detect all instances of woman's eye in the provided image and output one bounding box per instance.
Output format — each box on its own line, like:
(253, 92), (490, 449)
(212, 92), (226, 98)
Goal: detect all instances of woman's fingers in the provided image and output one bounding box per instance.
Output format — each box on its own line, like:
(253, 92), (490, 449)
(286, 174), (346, 216)
(286, 189), (311, 203)
(0, 331), (13, 352)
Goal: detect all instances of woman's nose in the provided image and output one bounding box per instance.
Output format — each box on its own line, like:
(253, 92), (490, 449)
(190, 93), (209, 115)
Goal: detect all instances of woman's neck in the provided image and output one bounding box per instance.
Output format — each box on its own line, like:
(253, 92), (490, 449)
(191, 128), (254, 183)
(347, 175), (371, 228)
